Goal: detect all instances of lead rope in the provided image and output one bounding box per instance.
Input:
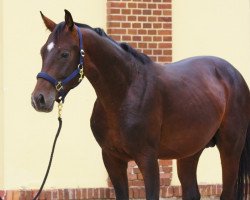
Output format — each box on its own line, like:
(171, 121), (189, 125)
(32, 101), (63, 200)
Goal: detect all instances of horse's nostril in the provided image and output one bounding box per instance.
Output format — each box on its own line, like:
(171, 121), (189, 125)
(38, 94), (46, 107)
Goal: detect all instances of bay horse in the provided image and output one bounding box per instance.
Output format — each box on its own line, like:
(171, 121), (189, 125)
(31, 10), (250, 200)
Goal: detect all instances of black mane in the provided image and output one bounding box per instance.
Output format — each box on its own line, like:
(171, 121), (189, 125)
(75, 22), (152, 64)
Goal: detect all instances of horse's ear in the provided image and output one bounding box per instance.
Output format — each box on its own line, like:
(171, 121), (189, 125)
(64, 9), (74, 31)
(40, 11), (56, 32)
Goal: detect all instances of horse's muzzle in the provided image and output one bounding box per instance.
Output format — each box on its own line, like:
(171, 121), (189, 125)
(31, 92), (55, 112)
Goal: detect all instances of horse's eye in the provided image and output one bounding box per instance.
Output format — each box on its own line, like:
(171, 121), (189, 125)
(61, 52), (70, 59)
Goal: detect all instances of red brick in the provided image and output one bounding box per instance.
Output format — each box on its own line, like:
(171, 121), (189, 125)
(76, 189), (81, 199)
(153, 49), (163, 55)
(149, 43), (157, 48)
(153, 36), (163, 42)
(133, 167), (141, 174)
(128, 3), (137, 8)
(163, 23), (172, 29)
(143, 23), (152, 28)
(128, 29), (137, 35)
(148, 16), (157, 22)
(161, 186), (174, 197)
(132, 187), (140, 198)
(160, 17), (172, 22)
(158, 160), (172, 166)
(143, 49), (152, 55)
(173, 186), (182, 197)
(87, 188), (93, 199)
(121, 23), (131, 28)
(99, 188), (105, 198)
(107, 22), (120, 28)
(132, 180), (145, 186)
(139, 187), (146, 198)
(138, 16), (147, 21)
(93, 188), (99, 198)
(110, 188), (116, 198)
(160, 177), (171, 186)
(138, 29), (147, 35)
(143, 36), (152, 41)
(132, 23), (141, 28)
(153, 23), (162, 29)
(110, 2), (126, 8)
(58, 189), (64, 199)
(158, 43), (172, 49)
(158, 30), (172, 35)
(148, 3), (157, 9)
(148, 30), (157, 35)
(109, 8), (120, 14)
(133, 9), (142, 15)
(153, 10), (162, 15)
(108, 15), (126, 22)
(105, 188), (110, 198)
(162, 166), (173, 173)
(163, 36), (172, 42)
(110, 29), (126, 34)
(163, 10), (172, 16)
(158, 3), (172, 9)
(130, 42), (138, 48)
(138, 3), (147, 9)
(122, 9), (131, 15)
(138, 43), (147, 48)
(127, 16), (137, 21)
(143, 9), (152, 15)
(46, 190), (52, 200)
(122, 35), (131, 41)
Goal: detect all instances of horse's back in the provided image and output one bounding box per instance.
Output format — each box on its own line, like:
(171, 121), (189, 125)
(162, 56), (249, 108)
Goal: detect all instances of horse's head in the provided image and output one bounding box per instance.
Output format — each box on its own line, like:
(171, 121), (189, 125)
(32, 10), (83, 112)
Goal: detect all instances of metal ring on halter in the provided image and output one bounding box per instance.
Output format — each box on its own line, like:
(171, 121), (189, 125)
(80, 49), (85, 57)
(78, 64), (83, 69)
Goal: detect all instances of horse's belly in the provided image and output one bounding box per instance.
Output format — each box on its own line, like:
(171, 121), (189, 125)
(158, 118), (220, 159)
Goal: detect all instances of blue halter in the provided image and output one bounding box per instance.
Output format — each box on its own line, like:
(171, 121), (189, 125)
(36, 26), (84, 103)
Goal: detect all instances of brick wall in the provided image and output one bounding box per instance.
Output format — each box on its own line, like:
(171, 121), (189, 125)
(106, 0), (173, 189)
(107, 0), (172, 64)
(0, 185), (222, 199)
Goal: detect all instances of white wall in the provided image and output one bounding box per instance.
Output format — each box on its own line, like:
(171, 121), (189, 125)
(0, 0), (4, 188)
(2, 0), (107, 189)
(172, 0), (250, 185)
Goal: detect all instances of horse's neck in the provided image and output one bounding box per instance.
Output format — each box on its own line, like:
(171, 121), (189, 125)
(82, 29), (133, 110)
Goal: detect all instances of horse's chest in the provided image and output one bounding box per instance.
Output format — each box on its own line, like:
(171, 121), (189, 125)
(91, 114), (131, 158)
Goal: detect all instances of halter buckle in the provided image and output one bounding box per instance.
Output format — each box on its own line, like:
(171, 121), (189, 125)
(55, 81), (63, 91)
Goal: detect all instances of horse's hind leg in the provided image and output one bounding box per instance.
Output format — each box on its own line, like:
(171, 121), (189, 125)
(102, 150), (129, 200)
(177, 150), (203, 200)
(216, 123), (247, 200)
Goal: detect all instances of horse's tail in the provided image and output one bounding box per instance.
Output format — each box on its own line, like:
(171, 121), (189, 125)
(237, 123), (250, 200)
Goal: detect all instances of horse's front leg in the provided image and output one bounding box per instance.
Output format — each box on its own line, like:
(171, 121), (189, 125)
(102, 150), (129, 200)
(135, 150), (160, 200)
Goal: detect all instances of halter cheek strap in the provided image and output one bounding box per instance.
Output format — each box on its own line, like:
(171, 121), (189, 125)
(36, 26), (84, 103)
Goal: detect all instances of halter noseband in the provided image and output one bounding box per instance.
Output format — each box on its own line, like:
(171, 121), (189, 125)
(36, 26), (84, 103)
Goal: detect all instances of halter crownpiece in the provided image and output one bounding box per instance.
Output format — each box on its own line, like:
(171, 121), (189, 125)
(36, 26), (84, 103)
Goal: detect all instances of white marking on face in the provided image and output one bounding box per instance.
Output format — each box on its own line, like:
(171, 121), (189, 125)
(47, 42), (55, 52)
